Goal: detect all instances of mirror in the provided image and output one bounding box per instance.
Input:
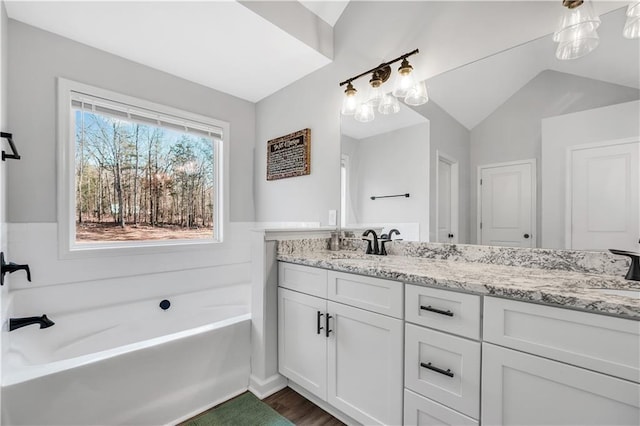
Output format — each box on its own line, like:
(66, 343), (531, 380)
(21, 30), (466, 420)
(341, 7), (640, 251)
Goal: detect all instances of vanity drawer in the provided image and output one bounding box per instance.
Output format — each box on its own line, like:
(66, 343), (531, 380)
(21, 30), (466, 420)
(484, 297), (640, 383)
(405, 284), (481, 339)
(327, 271), (403, 318)
(278, 262), (327, 298)
(404, 389), (478, 426)
(405, 323), (481, 419)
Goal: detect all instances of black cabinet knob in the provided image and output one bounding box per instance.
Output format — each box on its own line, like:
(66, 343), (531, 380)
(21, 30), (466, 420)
(524, 234), (530, 239)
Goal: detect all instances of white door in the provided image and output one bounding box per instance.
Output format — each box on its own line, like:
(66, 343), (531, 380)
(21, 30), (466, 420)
(479, 160), (535, 247)
(277, 288), (328, 400)
(327, 301), (403, 426)
(568, 140), (639, 251)
(436, 151), (459, 243)
(482, 343), (640, 426)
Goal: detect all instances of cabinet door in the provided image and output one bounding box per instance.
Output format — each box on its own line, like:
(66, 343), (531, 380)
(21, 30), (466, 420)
(482, 343), (640, 426)
(327, 301), (403, 426)
(278, 288), (327, 400)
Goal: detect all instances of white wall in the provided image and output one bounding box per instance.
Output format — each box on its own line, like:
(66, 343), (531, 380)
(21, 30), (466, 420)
(469, 70), (640, 245)
(254, 1), (584, 227)
(541, 100), (640, 249)
(8, 20), (256, 223)
(5, 21), (255, 316)
(345, 123), (430, 241)
(412, 101), (471, 244)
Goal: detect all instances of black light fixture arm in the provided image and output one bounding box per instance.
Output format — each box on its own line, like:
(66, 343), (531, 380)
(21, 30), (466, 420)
(1, 132), (21, 161)
(339, 49), (419, 87)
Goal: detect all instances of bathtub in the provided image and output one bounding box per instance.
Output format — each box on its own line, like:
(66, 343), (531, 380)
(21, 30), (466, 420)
(2, 287), (251, 425)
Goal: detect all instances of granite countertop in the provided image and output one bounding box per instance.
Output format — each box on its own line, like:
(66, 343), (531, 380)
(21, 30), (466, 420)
(277, 250), (640, 320)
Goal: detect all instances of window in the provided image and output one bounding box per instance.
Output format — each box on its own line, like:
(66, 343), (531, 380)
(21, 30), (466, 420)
(58, 79), (228, 256)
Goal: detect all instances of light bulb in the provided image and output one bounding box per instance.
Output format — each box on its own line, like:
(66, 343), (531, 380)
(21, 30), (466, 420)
(378, 93), (400, 115)
(354, 102), (375, 122)
(366, 72), (385, 107)
(341, 82), (358, 115)
(404, 81), (429, 106)
(392, 58), (416, 98)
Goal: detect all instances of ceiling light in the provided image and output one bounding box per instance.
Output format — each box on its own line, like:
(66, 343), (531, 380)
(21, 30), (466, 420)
(553, 0), (601, 60)
(339, 49), (428, 123)
(623, 1), (640, 39)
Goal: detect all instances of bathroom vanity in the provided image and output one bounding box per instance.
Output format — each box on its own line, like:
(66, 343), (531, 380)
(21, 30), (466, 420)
(275, 242), (640, 426)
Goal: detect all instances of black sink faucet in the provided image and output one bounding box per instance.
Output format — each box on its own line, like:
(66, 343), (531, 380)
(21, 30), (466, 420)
(9, 315), (55, 332)
(362, 229), (379, 255)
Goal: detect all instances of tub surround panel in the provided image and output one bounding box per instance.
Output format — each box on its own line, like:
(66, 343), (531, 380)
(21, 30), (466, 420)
(276, 243), (640, 319)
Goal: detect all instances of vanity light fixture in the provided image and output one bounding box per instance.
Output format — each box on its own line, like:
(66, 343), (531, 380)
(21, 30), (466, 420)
(339, 49), (429, 122)
(623, 1), (640, 39)
(340, 82), (358, 115)
(554, 0), (601, 60)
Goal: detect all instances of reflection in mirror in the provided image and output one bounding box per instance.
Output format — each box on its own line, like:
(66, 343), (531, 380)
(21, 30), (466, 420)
(341, 7), (640, 251)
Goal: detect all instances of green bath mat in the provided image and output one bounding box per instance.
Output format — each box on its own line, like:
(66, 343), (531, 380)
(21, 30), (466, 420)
(185, 392), (294, 426)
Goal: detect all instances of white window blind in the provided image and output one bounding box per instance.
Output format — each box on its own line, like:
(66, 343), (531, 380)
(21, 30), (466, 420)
(70, 91), (223, 140)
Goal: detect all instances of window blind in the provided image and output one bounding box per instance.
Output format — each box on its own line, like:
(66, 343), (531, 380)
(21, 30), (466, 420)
(70, 91), (223, 140)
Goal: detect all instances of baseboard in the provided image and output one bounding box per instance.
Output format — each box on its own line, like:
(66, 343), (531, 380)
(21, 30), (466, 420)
(248, 373), (288, 399)
(288, 381), (361, 426)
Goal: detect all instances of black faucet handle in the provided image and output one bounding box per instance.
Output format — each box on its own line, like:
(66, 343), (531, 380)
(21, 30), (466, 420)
(0, 252), (32, 285)
(361, 239), (374, 254)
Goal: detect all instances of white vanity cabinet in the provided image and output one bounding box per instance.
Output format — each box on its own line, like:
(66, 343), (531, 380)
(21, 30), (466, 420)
(404, 285), (481, 425)
(277, 262), (404, 426)
(482, 297), (640, 426)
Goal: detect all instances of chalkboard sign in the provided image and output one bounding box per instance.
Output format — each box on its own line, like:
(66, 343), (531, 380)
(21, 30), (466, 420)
(266, 128), (311, 180)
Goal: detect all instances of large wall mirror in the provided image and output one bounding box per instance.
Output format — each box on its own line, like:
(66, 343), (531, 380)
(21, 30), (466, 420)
(341, 7), (640, 252)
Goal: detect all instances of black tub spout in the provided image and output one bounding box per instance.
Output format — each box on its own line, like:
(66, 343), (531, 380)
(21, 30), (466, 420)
(9, 315), (55, 331)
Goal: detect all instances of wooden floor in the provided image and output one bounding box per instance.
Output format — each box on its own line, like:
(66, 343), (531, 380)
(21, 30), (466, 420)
(264, 387), (346, 426)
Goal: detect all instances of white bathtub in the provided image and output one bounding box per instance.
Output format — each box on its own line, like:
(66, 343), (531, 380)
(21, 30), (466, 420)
(2, 287), (251, 425)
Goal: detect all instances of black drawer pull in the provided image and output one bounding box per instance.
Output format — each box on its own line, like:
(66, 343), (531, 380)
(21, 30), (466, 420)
(317, 311), (324, 335)
(420, 305), (454, 317)
(421, 362), (454, 378)
(325, 314), (333, 337)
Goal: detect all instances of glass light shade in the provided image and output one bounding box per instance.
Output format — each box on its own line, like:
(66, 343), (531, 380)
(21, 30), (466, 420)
(392, 71), (416, 98)
(378, 93), (400, 115)
(366, 85), (384, 107)
(555, 25), (599, 60)
(553, 0), (600, 43)
(623, 16), (640, 38)
(623, 2), (640, 39)
(354, 102), (375, 122)
(404, 81), (429, 106)
(341, 87), (358, 115)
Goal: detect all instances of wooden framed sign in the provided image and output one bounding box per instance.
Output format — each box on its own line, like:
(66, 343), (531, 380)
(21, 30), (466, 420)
(266, 128), (311, 180)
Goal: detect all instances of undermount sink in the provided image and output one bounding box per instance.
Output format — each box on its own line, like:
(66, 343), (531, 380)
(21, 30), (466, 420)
(589, 288), (640, 299)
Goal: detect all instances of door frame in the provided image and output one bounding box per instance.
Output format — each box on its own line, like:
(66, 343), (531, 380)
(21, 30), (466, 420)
(435, 150), (459, 243)
(565, 137), (640, 250)
(477, 158), (537, 246)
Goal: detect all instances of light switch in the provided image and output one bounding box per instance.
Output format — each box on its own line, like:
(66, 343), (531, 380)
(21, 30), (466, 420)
(328, 210), (337, 226)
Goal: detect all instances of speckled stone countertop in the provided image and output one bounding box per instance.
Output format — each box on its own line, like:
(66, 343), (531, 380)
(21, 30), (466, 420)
(277, 250), (640, 320)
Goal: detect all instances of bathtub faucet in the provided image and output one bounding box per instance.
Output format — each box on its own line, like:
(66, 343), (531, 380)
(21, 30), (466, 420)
(9, 315), (55, 332)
